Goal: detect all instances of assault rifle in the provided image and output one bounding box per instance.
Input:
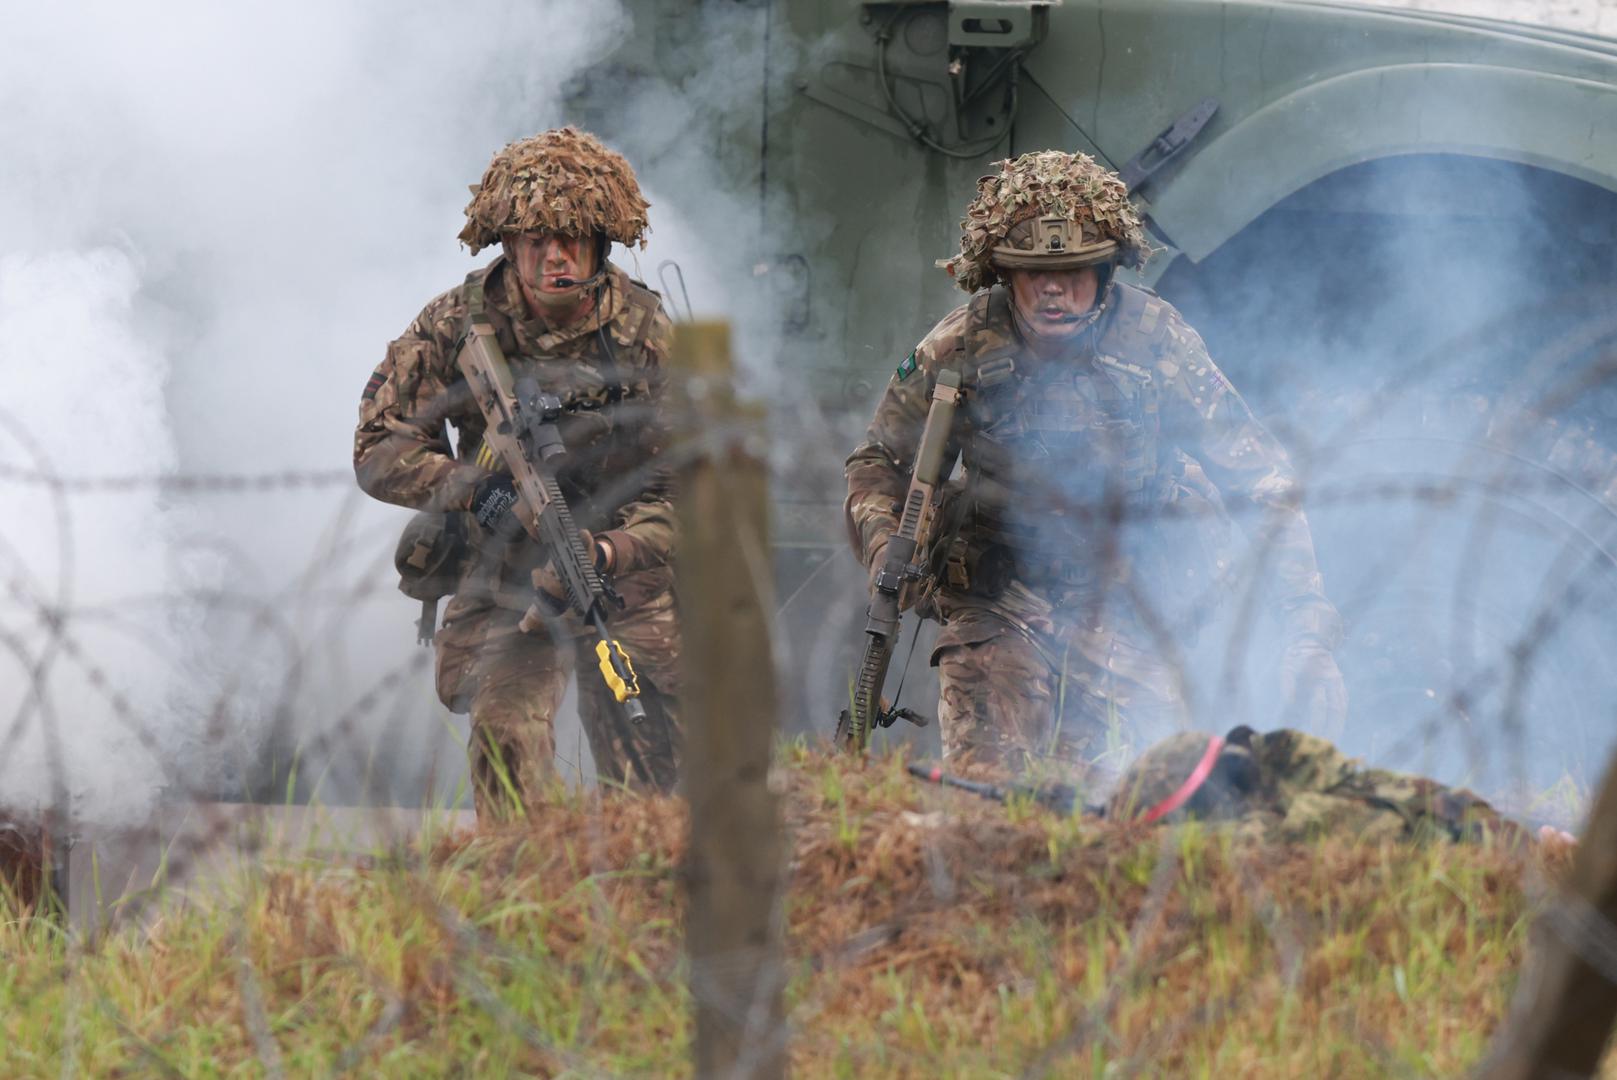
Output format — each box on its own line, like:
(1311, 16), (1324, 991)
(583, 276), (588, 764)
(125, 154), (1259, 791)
(456, 311), (648, 741)
(906, 762), (1098, 816)
(836, 368), (962, 751)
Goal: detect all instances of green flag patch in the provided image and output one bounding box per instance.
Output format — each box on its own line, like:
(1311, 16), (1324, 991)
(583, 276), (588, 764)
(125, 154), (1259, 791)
(896, 350), (918, 382)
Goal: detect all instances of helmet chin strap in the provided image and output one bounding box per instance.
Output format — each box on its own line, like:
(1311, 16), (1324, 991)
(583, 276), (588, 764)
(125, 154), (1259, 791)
(1094, 262), (1115, 297)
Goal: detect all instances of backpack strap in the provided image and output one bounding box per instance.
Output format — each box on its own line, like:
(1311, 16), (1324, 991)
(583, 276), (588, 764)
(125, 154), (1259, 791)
(958, 287), (1019, 391)
(597, 277), (665, 402)
(619, 279), (662, 357)
(465, 270), (486, 315)
(1099, 282), (1180, 480)
(460, 266), (496, 344)
(446, 268), (500, 466)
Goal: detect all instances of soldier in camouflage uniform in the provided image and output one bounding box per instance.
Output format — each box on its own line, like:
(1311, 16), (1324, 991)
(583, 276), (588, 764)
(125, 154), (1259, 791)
(846, 151), (1346, 768)
(355, 128), (682, 820)
(1107, 726), (1532, 845)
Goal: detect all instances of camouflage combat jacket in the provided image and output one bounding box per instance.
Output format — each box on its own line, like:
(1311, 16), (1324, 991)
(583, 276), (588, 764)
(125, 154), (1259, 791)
(1222, 729), (1525, 845)
(355, 258), (677, 614)
(845, 283), (1339, 642)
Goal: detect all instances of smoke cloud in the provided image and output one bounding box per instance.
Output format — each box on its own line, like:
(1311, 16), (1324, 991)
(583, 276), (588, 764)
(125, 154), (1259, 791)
(1162, 153), (1617, 799)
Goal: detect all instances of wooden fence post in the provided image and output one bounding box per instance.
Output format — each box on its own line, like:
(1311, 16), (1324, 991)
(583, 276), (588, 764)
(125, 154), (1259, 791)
(1476, 750), (1617, 1077)
(674, 320), (787, 1079)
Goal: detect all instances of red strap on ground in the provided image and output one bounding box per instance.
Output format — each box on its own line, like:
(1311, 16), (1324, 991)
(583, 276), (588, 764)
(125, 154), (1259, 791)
(928, 767), (943, 783)
(1140, 735), (1226, 824)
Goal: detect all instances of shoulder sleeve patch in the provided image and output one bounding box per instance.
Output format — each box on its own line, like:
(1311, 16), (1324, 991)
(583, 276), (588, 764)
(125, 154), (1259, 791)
(895, 350), (918, 382)
(1139, 298), (1164, 336)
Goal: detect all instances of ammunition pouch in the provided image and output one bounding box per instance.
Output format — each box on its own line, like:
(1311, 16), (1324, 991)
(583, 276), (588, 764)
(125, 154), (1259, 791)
(394, 510), (469, 644)
(1010, 548), (1101, 593)
(964, 543), (1016, 598)
(930, 530), (1014, 602)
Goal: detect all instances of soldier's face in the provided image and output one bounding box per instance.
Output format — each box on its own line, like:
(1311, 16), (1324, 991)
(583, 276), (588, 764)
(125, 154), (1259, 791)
(1007, 267), (1100, 340)
(504, 231), (598, 295)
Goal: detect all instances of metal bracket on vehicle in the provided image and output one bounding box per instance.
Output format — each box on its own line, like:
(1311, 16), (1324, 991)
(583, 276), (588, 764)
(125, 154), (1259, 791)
(1119, 97), (1220, 192)
(948, 2), (1047, 49)
(796, 2), (1052, 157)
(798, 63), (922, 143)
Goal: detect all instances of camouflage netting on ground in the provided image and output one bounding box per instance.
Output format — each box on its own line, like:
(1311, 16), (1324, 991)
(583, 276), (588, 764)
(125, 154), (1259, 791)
(459, 127), (650, 254)
(944, 150), (1152, 292)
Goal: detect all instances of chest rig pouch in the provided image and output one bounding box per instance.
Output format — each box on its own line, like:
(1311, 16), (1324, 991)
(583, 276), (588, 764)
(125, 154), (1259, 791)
(937, 286), (1169, 597)
(929, 290), (1013, 598)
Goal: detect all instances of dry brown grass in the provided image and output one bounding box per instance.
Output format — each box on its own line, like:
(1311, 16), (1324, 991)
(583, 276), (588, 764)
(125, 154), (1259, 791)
(0, 747), (1595, 1077)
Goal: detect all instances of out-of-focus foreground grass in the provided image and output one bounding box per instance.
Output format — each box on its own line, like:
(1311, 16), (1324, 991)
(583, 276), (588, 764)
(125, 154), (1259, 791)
(0, 746), (1600, 1078)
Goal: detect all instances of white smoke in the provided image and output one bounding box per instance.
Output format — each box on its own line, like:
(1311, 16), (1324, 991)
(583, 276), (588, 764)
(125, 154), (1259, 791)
(1159, 152), (1617, 800)
(0, 248), (176, 821)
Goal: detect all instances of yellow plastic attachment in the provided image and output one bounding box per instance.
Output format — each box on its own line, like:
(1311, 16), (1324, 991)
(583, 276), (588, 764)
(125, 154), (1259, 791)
(595, 638), (641, 703)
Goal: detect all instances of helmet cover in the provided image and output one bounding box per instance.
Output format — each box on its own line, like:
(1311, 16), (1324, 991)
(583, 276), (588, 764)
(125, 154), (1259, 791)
(459, 127), (650, 255)
(941, 150), (1151, 293)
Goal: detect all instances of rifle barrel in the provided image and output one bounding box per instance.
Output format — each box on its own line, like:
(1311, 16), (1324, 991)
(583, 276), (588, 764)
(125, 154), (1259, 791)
(907, 762), (1091, 816)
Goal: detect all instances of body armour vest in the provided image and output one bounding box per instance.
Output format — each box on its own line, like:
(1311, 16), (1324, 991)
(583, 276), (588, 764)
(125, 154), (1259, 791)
(455, 264), (664, 609)
(457, 265), (661, 516)
(956, 283), (1171, 560)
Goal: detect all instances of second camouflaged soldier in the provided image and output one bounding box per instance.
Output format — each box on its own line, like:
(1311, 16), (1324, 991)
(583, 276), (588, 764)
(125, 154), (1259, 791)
(1106, 726), (1534, 846)
(355, 128), (682, 819)
(846, 150), (1347, 768)
(915, 726), (1553, 847)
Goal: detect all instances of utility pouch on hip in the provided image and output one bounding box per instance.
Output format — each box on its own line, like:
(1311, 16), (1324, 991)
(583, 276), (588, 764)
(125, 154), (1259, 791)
(394, 510), (468, 644)
(923, 482), (974, 595)
(930, 532), (1013, 601)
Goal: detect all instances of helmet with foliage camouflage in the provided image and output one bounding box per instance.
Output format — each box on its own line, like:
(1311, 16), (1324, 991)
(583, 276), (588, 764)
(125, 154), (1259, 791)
(459, 127), (650, 255)
(1106, 731), (1256, 823)
(941, 150), (1151, 293)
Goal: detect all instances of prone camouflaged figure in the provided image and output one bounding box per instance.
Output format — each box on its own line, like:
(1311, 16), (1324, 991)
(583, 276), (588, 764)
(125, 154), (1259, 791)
(845, 151), (1347, 768)
(1108, 727), (1530, 845)
(354, 128), (682, 820)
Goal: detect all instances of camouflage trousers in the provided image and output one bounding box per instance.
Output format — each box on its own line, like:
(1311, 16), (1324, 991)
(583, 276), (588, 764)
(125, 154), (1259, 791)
(930, 579), (1187, 771)
(435, 585), (682, 822)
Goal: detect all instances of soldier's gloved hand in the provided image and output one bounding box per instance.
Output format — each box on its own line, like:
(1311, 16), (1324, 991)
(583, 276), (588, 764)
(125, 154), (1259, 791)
(1279, 640), (1347, 740)
(470, 474), (522, 538)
